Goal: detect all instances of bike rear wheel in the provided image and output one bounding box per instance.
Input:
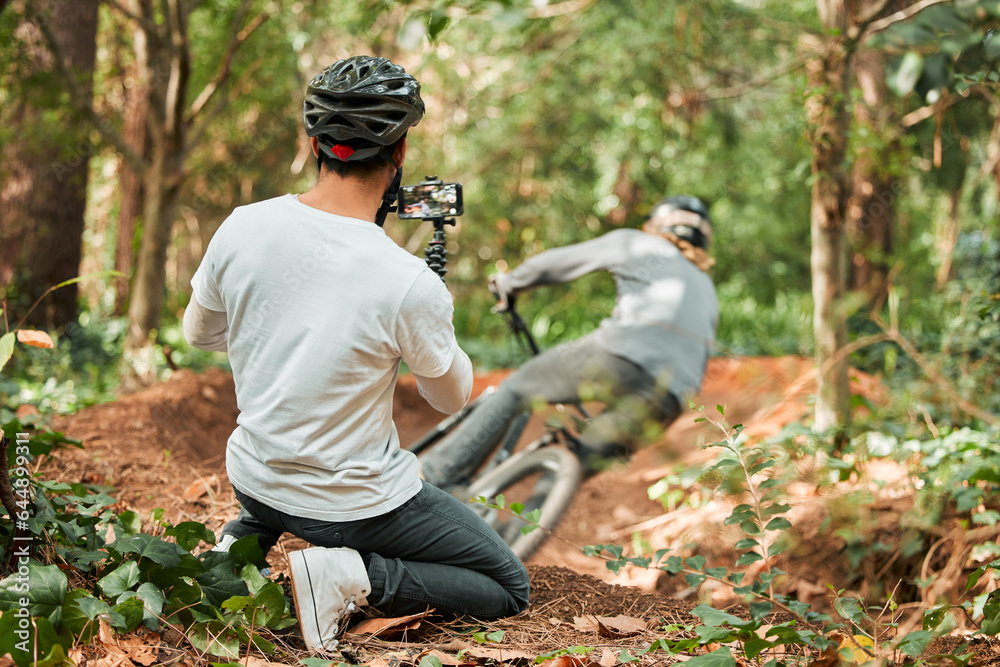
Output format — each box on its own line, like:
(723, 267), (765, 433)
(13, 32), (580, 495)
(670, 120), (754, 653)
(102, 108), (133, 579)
(466, 444), (583, 561)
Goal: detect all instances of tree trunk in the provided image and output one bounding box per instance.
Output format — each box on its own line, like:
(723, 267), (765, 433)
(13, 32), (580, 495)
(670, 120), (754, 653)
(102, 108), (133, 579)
(113, 11), (150, 316)
(804, 3), (853, 433)
(124, 0), (189, 363)
(847, 47), (897, 303)
(0, 0), (99, 330)
(934, 189), (963, 289)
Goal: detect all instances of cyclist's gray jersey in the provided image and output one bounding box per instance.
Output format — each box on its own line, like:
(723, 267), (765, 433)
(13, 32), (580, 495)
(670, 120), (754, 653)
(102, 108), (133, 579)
(503, 228), (717, 399)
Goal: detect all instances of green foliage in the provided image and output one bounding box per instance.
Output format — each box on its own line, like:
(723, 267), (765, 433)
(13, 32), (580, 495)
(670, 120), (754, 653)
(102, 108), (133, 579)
(0, 422), (294, 667)
(588, 405), (1000, 663)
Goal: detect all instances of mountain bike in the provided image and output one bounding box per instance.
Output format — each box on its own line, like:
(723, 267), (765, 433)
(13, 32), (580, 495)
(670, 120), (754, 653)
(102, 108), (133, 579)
(406, 299), (588, 561)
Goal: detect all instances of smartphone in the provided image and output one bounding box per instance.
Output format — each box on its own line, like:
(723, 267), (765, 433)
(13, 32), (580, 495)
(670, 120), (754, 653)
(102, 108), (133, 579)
(397, 182), (463, 219)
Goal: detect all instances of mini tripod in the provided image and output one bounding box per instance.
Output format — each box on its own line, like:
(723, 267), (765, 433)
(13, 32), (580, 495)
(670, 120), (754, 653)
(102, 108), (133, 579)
(423, 215), (457, 281)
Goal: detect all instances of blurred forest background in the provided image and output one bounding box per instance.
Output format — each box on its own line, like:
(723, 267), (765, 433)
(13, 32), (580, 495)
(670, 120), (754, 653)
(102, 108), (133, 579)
(0, 0), (998, 431)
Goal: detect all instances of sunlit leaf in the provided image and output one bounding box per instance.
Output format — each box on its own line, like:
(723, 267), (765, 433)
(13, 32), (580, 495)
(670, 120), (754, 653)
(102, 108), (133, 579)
(0, 332), (14, 373)
(16, 329), (54, 349)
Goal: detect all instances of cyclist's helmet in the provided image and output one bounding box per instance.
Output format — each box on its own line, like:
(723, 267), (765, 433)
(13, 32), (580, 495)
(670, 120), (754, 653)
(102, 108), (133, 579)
(644, 195), (713, 250)
(303, 56), (425, 163)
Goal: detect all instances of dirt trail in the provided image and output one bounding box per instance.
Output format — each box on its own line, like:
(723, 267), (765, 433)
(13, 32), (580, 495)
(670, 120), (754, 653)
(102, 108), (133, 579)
(42, 357), (999, 663)
(47, 356), (830, 588)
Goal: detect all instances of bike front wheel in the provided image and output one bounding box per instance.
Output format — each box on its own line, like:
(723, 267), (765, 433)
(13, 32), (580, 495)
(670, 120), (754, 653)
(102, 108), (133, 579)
(466, 445), (583, 562)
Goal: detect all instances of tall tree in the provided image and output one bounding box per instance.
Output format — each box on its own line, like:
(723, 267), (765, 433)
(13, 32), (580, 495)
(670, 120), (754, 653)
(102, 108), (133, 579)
(847, 46), (899, 302)
(112, 1), (148, 315)
(804, 0), (948, 432)
(0, 0), (99, 330)
(108, 0), (267, 377)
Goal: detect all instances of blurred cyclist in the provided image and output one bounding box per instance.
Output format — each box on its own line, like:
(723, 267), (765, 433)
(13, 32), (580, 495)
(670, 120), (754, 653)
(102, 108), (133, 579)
(420, 196), (718, 484)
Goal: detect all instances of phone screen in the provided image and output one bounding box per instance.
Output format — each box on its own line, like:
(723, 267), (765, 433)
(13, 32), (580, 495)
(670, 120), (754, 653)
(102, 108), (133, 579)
(397, 182), (463, 219)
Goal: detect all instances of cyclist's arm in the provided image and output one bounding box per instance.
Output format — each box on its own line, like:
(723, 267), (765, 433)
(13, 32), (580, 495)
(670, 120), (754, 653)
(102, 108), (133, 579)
(413, 347), (473, 415)
(503, 231), (625, 294)
(183, 296), (229, 352)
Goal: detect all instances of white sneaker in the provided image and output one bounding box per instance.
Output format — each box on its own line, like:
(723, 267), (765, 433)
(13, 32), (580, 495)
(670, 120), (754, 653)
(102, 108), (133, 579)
(288, 547), (371, 651)
(212, 534), (238, 552)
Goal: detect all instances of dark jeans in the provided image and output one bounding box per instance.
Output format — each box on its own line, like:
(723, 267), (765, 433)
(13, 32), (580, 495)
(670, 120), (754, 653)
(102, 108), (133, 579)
(223, 481), (530, 619)
(421, 336), (683, 486)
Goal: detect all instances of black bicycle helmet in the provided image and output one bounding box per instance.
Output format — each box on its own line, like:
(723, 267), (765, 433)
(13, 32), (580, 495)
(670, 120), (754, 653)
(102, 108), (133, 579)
(645, 195), (713, 250)
(303, 56), (425, 163)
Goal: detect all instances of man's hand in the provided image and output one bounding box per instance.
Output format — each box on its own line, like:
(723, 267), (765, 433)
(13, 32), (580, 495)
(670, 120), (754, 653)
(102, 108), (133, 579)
(488, 272), (513, 313)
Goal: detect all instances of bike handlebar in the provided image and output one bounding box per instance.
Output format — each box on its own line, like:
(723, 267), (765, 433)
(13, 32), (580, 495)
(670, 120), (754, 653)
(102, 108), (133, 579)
(496, 300), (540, 357)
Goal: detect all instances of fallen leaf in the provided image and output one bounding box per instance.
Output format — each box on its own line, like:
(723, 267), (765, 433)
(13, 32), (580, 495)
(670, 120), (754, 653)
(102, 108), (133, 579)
(348, 610), (433, 638)
(98, 618), (117, 647)
(597, 649), (617, 667)
(572, 615), (646, 638)
(416, 649), (463, 666)
(807, 645), (841, 667)
(232, 656), (296, 667)
(181, 474), (219, 502)
(16, 330), (54, 348)
(539, 656), (587, 667)
(835, 632), (875, 663)
(0, 654), (15, 667)
(366, 652), (411, 667)
(120, 633), (161, 666)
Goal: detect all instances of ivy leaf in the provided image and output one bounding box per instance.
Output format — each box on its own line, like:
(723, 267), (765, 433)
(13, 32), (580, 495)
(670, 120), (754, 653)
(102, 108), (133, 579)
(0, 332), (15, 373)
(0, 562), (69, 627)
(0, 612), (70, 667)
(134, 582), (167, 630)
(742, 637), (774, 659)
(685, 573), (707, 588)
(108, 533), (187, 567)
(680, 646), (736, 666)
(62, 589), (128, 639)
(164, 521), (217, 552)
(189, 620), (241, 659)
(240, 563), (270, 595)
(196, 552), (250, 607)
(112, 595), (145, 632)
(228, 534), (266, 569)
(255, 582), (288, 628)
(897, 630), (934, 657)
(690, 604), (745, 628)
(749, 601), (772, 621)
(696, 624), (736, 644)
(99, 560), (140, 598)
(685, 555), (706, 571)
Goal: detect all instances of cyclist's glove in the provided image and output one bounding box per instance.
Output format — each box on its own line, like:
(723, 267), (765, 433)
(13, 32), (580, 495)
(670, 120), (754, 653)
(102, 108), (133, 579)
(488, 272), (514, 313)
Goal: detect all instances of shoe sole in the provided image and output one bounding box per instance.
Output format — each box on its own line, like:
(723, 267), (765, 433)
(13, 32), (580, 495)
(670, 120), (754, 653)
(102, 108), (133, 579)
(289, 550), (325, 651)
